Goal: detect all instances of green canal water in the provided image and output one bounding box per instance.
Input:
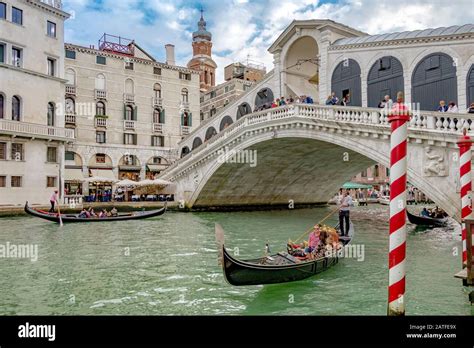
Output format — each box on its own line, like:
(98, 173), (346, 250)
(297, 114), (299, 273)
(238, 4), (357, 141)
(0, 206), (472, 315)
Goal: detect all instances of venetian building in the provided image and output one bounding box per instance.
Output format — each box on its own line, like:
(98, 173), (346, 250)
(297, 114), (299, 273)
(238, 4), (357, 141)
(187, 10), (217, 92)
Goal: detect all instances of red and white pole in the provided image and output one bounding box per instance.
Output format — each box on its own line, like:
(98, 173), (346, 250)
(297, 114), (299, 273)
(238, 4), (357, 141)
(457, 128), (472, 266)
(387, 92), (410, 316)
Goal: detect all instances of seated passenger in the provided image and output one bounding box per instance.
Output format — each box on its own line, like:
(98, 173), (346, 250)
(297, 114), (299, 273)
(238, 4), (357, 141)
(78, 208), (88, 218)
(420, 208), (430, 217)
(110, 207), (118, 217)
(305, 227), (321, 258)
(99, 209), (108, 218)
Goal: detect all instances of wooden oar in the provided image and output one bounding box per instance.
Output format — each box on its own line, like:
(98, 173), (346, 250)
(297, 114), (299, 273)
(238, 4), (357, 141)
(56, 200), (63, 227)
(293, 207), (339, 243)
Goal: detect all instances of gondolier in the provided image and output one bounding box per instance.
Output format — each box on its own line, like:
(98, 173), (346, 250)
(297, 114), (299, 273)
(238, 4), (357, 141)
(339, 190), (353, 236)
(49, 190), (59, 213)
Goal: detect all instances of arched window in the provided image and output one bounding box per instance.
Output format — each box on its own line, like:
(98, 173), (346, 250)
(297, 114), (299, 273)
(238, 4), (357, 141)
(0, 94), (4, 119)
(12, 96), (21, 121)
(65, 68), (76, 86)
(181, 88), (189, 103)
(125, 105), (134, 120)
(153, 108), (164, 124)
(95, 74), (106, 90)
(125, 78), (134, 94)
(374, 164), (379, 177)
(47, 102), (55, 126)
(96, 101), (106, 116)
(65, 98), (75, 114)
(154, 83), (162, 99)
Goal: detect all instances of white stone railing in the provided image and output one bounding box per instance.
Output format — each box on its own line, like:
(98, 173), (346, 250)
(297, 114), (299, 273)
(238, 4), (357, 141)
(123, 120), (136, 130)
(95, 89), (107, 100)
(153, 123), (163, 133)
(181, 126), (190, 136)
(163, 103), (474, 177)
(65, 85), (76, 95)
(65, 114), (76, 125)
(0, 119), (74, 140)
(94, 117), (107, 128)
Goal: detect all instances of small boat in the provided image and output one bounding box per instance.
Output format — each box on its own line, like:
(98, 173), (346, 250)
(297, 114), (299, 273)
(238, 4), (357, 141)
(24, 201), (166, 224)
(378, 196), (390, 205)
(217, 222), (354, 286)
(407, 210), (447, 227)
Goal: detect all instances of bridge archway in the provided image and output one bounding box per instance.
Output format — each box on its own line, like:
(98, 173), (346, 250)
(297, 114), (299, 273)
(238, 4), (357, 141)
(181, 146), (190, 158)
(412, 52), (457, 111)
(367, 56), (404, 107)
(284, 35), (319, 99)
(237, 102), (252, 120)
(192, 137), (203, 150)
(219, 115), (233, 131)
(467, 64), (474, 107)
(205, 126), (217, 141)
(183, 128), (456, 218)
(254, 88), (274, 111)
(331, 59), (362, 106)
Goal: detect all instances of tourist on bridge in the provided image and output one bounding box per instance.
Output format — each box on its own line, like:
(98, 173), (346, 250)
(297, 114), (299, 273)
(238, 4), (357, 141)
(378, 95), (393, 109)
(447, 101), (459, 113)
(339, 190), (353, 236)
(437, 100), (448, 112)
(49, 189), (59, 213)
(468, 102), (474, 114)
(340, 94), (350, 106)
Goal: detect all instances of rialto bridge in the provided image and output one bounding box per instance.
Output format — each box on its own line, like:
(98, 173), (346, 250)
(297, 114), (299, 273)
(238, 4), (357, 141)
(158, 20), (474, 218)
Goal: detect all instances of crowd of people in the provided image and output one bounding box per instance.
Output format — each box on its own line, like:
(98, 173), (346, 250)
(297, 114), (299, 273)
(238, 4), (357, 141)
(287, 224), (342, 260)
(254, 95), (315, 112)
(78, 206), (118, 219)
(420, 206), (447, 219)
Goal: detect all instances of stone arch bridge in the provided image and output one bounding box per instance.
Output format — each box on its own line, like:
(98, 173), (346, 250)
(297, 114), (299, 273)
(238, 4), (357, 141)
(160, 103), (470, 220)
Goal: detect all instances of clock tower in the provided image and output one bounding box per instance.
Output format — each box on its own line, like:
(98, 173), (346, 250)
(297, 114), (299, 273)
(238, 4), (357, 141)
(187, 10), (217, 92)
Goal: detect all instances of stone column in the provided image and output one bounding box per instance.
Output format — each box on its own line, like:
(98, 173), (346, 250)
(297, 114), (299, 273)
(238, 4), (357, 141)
(318, 30), (331, 105)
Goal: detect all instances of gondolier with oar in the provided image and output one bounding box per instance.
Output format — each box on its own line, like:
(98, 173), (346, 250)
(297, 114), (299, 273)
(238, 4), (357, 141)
(339, 190), (353, 237)
(49, 189), (59, 213)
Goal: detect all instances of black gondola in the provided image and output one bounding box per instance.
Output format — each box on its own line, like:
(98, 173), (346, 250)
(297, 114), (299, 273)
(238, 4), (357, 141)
(407, 211), (447, 227)
(24, 201), (166, 224)
(217, 222), (354, 286)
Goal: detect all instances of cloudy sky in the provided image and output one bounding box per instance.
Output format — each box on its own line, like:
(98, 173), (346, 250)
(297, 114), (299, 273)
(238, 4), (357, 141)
(63, 0), (474, 83)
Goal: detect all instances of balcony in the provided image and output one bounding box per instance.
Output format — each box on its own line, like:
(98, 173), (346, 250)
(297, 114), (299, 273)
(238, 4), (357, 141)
(65, 114), (76, 126)
(153, 123), (163, 133)
(95, 89), (107, 100)
(124, 93), (135, 104)
(181, 101), (190, 110)
(153, 97), (163, 108)
(65, 85), (76, 96)
(181, 126), (190, 136)
(94, 116), (107, 128)
(123, 120), (136, 130)
(0, 119), (74, 142)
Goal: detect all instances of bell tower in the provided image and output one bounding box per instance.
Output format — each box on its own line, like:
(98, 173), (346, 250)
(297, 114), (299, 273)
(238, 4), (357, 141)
(187, 9), (217, 92)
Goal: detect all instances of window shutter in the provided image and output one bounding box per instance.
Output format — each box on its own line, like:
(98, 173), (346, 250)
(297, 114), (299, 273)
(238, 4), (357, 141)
(160, 109), (165, 124)
(189, 113), (192, 127)
(181, 112), (184, 126)
(133, 106), (138, 121)
(123, 105), (126, 120)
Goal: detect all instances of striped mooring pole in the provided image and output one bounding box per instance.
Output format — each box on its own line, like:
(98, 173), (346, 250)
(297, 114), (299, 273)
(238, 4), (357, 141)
(387, 92), (410, 316)
(457, 128), (472, 266)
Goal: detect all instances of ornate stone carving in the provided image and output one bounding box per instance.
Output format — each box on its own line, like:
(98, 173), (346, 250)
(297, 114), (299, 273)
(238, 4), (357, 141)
(423, 146), (447, 177)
